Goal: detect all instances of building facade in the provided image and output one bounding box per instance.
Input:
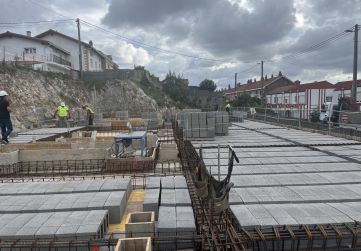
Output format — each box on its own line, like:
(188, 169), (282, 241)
(36, 29), (116, 72)
(224, 72), (295, 102)
(0, 31), (71, 73)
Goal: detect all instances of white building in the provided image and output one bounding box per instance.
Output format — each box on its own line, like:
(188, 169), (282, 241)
(266, 81), (335, 119)
(35, 29), (117, 72)
(0, 31), (72, 73)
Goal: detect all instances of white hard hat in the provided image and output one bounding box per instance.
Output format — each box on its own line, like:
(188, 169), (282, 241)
(60, 102), (65, 106)
(0, 91), (8, 97)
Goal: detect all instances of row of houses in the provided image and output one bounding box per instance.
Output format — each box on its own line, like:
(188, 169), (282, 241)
(0, 30), (118, 74)
(224, 72), (361, 118)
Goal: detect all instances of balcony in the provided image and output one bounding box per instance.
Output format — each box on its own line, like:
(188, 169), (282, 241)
(51, 55), (71, 67)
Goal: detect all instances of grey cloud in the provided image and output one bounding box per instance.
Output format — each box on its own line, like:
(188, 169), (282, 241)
(193, 0), (295, 57)
(102, 0), (208, 28)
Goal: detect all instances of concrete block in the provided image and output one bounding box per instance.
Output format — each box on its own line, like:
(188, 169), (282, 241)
(35, 226), (59, 238)
(125, 211), (155, 238)
(147, 177), (161, 189)
(207, 117), (215, 127)
(161, 176), (175, 189)
(158, 206), (176, 236)
(175, 189), (191, 206)
(191, 113), (199, 127)
(161, 189), (176, 206)
(56, 225), (80, 238)
(191, 129), (199, 138)
(176, 220), (196, 232)
(76, 224), (101, 238)
(176, 206), (194, 221)
(174, 176), (187, 189)
(143, 189), (160, 219)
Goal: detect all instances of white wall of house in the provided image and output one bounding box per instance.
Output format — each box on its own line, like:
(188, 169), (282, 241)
(39, 33), (104, 72)
(0, 36), (70, 73)
(0, 37), (46, 62)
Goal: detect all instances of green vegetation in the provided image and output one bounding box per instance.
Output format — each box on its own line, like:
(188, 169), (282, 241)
(139, 74), (167, 107)
(199, 79), (217, 92)
(310, 109), (320, 122)
(162, 71), (191, 108)
(232, 93), (261, 107)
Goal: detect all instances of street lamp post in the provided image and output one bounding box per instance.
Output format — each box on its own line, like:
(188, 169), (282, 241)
(346, 24), (359, 102)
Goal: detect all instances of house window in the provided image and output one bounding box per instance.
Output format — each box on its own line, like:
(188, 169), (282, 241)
(90, 59), (93, 68)
(24, 48), (36, 54)
(284, 98), (288, 104)
(274, 97), (278, 103)
(326, 96), (332, 102)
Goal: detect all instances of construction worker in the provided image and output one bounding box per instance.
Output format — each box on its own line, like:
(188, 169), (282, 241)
(225, 103), (231, 115)
(82, 105), (94, 126)
(54, 102), (69, 128)
(0, 91), (13, 144)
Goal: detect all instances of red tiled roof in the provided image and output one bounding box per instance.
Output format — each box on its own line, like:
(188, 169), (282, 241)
(36, 29), (104, 58)
(333, 80), (361, 91)
(0, 31), (70, 55)
(224, 76), (283, 94)
(267, 81), (334, 95)
(293, 81), (334, 92)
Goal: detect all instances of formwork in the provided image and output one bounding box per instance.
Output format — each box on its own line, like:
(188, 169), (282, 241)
(174, 120), (361, 251)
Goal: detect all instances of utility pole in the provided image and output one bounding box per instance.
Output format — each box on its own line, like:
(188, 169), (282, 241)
(260, 60), (264, 105)
(76, 18), (83, 80)
(351, 24), (359, 102)
(234, 73), (237, 89)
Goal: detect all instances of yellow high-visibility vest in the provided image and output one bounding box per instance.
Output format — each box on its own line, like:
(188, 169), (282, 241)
(86, 107), (94, 114)
(57, 106), (69, 117)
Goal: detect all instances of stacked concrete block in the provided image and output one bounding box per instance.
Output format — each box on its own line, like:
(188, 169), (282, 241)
(0, 178), (132, 198)
(160, 189), (191, 207)
(115, 111), (129, 120)
(158, 206), (196, 250)
(174, 176), (188, 189)
(161, 176), (175, 189)
(0, 210), (108, 240)
(175, 189), (192, 206)
(142, 112), (161, 130)
(143, 189), (160, 219)
(180, 112), (216, 139)
(176, 206), (196, 233)
(158, 206), (176, 236)
(0, 191), (126, 224)
(215, 111), (229, 135)
(146, 177), (161, 189)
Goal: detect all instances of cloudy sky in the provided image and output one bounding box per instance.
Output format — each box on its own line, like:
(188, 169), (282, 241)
(0, 0), (360, 88)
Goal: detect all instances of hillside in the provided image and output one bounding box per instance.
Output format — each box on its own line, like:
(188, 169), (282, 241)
(0, 66), (161, 130)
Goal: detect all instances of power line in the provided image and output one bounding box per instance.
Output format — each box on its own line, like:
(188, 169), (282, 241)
(0, 19), (74, 25)
(236, 64), (259, 75)
(80, 19), (229, 63)
(25, 0), (70, 19)
(268, 29), (352, 64)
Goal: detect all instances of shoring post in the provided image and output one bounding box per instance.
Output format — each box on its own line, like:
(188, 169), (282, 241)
(328, 109), (332, 135)
(218, 144), (220, 181)
(264, 107), (267, 121)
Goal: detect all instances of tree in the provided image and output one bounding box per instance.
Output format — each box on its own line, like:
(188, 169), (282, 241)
(162, 71), (190, 107)
(199, 79), (217, 92)
(232, 93), (261, 107)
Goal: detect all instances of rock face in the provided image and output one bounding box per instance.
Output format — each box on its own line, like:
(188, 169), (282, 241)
(95, 79), (158, 115)
(0, 68), (159, 130)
